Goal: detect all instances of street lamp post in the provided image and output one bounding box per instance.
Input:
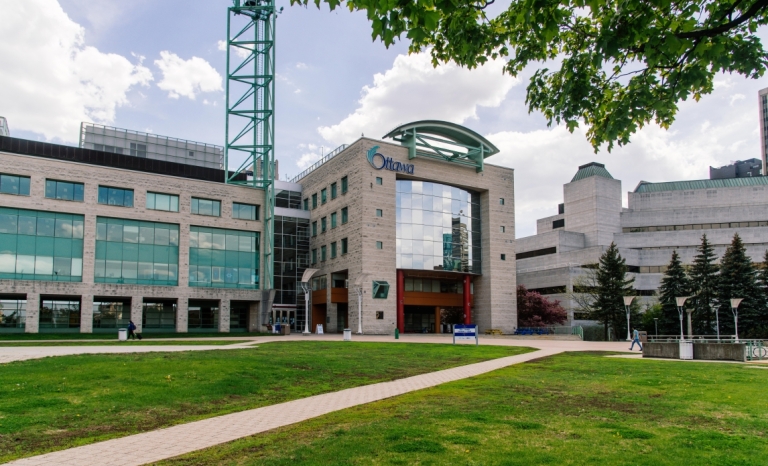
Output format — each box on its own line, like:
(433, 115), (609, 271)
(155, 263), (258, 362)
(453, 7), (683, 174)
(675, 297), (691, 341)
(715, 302), (721, 341)
(353, 273), (370, 335)
(730, 298), (743, 343)
(623, 296), (636, 341)
(300, 268), (319, 335)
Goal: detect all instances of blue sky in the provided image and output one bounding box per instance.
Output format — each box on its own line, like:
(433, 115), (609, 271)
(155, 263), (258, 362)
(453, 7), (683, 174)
(2, 0), (767, 237)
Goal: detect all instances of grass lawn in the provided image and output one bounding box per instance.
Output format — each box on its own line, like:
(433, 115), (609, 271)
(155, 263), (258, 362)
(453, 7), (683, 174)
(161, 352), (768, 466)
(0, 341), (531, 463)
(0, 332), (272, 341)
(0, 340), (246, 347)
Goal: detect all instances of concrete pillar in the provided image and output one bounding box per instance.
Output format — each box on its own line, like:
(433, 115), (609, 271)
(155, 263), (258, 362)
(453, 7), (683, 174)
(328, 302), (338, 333)
(248, 301), (260, 332)
(131, 296), (143, 333)
(219, 299), (230, 333)
(176, 298), (188, 333)
(396, 270), (404, 333)
(25, 292), (40, 333)
(80, 294), (93, 333)
(686, 309), (694, 338)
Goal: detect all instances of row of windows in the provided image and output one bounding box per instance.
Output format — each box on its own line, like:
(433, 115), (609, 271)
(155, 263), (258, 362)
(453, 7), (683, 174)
(623, 221), (768, 233)
(312, 207), (349, 236)
(531, 286), (656, 296)
(305, 176), (349, 210)
(311, 238), (349, 264)
(1, 172), (258, 220)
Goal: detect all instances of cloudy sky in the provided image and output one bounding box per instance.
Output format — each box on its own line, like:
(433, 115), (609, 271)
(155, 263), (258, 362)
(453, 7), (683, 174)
(2, 0), (767, 237)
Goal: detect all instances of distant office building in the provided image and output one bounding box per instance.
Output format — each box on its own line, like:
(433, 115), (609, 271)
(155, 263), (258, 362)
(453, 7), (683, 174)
(759, 87), (768, 172)
(709, 158), (762, 179)
(0, 117), (9, 137)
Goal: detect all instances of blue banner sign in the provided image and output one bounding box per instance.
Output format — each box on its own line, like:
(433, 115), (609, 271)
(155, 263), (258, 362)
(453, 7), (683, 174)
(367, 145), (415, 174)
(453, 324), (478, 345)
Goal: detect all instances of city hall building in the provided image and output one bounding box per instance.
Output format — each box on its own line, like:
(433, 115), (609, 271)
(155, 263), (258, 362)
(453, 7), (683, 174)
(0, 120), (517, 334)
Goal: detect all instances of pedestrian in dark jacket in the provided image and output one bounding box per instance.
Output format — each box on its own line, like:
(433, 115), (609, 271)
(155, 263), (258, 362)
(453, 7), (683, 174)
(128, 320), (137, 340)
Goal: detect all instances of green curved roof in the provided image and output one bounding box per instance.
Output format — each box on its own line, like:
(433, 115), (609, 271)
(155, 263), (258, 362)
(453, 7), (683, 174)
(383, 120), (499, 156)
(571, 162), (614, 182)
(634, 176), (768, 193)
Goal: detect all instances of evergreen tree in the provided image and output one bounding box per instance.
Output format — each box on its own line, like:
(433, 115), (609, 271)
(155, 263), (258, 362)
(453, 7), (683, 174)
(689, 234), (719, 335)
(716, 234), (764, 338)
(657, 251), (693, 336)
(591, 243), (638, 341)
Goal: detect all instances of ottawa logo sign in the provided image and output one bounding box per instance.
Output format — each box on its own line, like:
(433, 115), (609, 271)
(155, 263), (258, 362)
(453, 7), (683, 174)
(367, 145), (415, 174)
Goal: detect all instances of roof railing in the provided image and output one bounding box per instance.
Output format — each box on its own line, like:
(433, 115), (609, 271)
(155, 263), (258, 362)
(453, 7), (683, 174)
(289, 143), (348, 183)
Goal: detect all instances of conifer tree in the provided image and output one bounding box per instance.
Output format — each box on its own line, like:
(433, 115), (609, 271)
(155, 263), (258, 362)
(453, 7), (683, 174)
(591, 243), (637, 341)
(689, 234), (719, 335)
(716, 234), (764, 338)
(657, 251), (692, 336)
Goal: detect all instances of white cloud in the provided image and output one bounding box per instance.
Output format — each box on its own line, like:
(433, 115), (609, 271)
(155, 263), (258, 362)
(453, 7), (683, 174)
(296, 62), (308, 70)
(297, 151), (322, 170)
(0, 0), (152, 142)
(217, 39), (250, 59)
(317, 52), (518, 145)
(730, 93), (746, 106)
(155, 51), (223, 100)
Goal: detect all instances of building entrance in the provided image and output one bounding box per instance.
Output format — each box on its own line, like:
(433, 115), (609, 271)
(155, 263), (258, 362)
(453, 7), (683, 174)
(404, 306), (439, 333)
(336, 303), (348, 332)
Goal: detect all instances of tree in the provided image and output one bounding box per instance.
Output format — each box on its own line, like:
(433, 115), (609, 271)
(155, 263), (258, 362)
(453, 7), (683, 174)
(640, 303), (663, 335)
(591, 243), (638, 340)
(689, 234), (719, 335)
(517, 285), (568, 327)
(717, 233), (764, 338)
(657, 250), (692, 336)
(294, 0), (768, 151)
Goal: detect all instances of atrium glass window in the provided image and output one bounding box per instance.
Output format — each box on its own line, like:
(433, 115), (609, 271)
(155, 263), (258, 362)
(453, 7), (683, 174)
(146, 192), (179, 212)
(45, 180), (84, 202)
(275, 189), (302, 209)
(0, 298), (25, 331)
(94, 217), (179, 286)
(189, 226), (260, 289)
(92, 299), (131, 332)
(40, 299), (80, 332)
(233, 202), (259, 220)
(274, 215), (310, 331)
(191, 198), (221, 217)
(98, 186), (134, 207)
(396, 180), (481, 273)
(0, 208), (84, 282)
(0, 174), (30, 196)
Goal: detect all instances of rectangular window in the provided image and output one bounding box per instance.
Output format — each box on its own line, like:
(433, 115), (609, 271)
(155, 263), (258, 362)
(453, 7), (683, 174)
(40, 299), (81, 331)
(312, 221), (317, 236)
(0, 298), (26, 330)
(311, 248), (317, 264)
(191, 198), (221, 217)
(376, 209), (383, 217)
(321, 188), (327, 204)
(331, 212), (337, 229)
(188, 300), (219, 330)
(92, 299), (130, 330)
(142, 300), (176, 330)
(376, 241), (383, 249)
(0, 208), (84, 282)
(499, 198), (505, 205)
(45, 180), (84, 202)
(303, 198), (309, 211)
(501, 254), (506, 261)
(146, 192), (180, 212)
(341, 207), (348, 224)
(233, 202), (259, 220)
(130, 143), (147, 158)
(0, 174), (31, 196)
(321, 217), (327, 233)
(553, 219), (565, 229)
(341, 176), (348, 194)
(376, 177), (382, 185)
(341, 238), (348, 254)
(331, 241), (337, 258)
(321, 245), (327, 261)
(331, 183), (337, 199)
(94, 217), (179, 286)
(188, 226), (260, 289)
(312, 193), (318, 209)
(500, 226), (506, 233)
(98, 186), (134, 208)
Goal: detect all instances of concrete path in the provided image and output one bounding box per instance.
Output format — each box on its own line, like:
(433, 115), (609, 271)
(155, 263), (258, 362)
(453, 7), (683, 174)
(7, 347), (561, 466)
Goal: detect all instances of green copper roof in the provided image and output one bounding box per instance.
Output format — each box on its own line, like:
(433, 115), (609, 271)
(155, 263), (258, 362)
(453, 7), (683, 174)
(571, 162), (614, 182)
(634, 176), (768, 193)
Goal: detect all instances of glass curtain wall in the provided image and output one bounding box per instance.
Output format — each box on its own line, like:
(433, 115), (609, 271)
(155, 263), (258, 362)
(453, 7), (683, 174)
(0, 298), (26, 332)
(188, 300), (219, 331)
(189, 226), (260, 289)
(142, 300), (176, 331)
(275, 189), (302, 209)
(39, 299), (81, 332)
(274, 216), (310, 331)
(0, 208), (84, 281)
(95, 218), (179, 285)
(92, 299), (131, 331)
(396, 180), (481, 273)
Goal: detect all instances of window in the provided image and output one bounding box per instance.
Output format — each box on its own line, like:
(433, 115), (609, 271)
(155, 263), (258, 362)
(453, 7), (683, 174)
(45, 180), (84, 202)
(376, 311), (384, 320)
(146, 192), (180, 212)
(98, 186), (134, 207)
(0, 174), (31, 196)
(376, 177), (382, 185)
(376, 241), (383, 249)
(321, 217), (327, 233)
(553, 219), (565, 229)
(500, 226), (505, 233)
(40, 299), (81, 330)
(331, 212), (337, 229)
(0, 208), (84, 282)
(312, 221), (317, 237)
(188, 300), (219, 330)
(312, 193), (318, 209)
(321, 245), (327, 261)
(501, 254), (506, 261)
(372, 280), (390, 299)
(331, 183), (337, 199)
(376, 209), (383, 217)
(191, 198), (221, 217)
(94, 217), (179, 286)
(0, 299), (26, 330)
(341, 176), (348, 193)
(93, 144), (123, 154)
(341, 238), (348, 255)
(92, 299), (130, 330)
(499, 198), (505, 205)
(143, 300), (176, 330)
(321, 188), (327, 204)
(188, 151), (195, 158)
(342, 207), (348, 224)
(303, 198), (309, 210)
(130, 142), (147, 158)
(188, 226), (260, 289)
(516, 247), (557, 260)
(331, 241), (337, 258)
(312, 275), (327, 290)
(311, 249), (317, 264)
(233, 202), (259, 220)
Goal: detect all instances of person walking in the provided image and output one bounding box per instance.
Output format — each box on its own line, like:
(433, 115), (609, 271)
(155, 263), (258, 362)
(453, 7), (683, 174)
(127, 320), (137, 340)
(629, 328), (643, 351)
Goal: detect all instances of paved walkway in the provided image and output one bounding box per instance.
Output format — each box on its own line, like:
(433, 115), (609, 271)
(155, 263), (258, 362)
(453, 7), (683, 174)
(8, 346), (562, 466)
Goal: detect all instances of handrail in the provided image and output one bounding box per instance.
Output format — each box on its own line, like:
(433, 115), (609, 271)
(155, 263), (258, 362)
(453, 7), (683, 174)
(289, 144), (348, 183)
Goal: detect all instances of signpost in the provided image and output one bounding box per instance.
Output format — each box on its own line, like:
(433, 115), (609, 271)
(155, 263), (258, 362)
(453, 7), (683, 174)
(453, 324), (478, 345)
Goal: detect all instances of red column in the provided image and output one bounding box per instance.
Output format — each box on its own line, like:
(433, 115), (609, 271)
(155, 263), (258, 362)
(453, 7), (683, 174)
(397, 270), (405, 333)
(463, 274), (472, 325)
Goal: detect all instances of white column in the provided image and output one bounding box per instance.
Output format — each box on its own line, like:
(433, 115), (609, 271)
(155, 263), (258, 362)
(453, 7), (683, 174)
(80, 294), (93, 333)
(25, 293), (40, 333)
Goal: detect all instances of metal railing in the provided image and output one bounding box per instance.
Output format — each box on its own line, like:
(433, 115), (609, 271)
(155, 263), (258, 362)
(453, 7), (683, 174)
(646, 336), (767, 361)
(514, 325), (583, 339)
(289, 144), (349, 183)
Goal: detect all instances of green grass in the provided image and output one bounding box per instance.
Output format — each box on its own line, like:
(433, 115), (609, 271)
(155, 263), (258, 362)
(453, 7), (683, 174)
(160, 353), (768, 466)
(0, 340), (246, 347)
(0, 341), (531, 462)
(0, 331), (273, 341)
